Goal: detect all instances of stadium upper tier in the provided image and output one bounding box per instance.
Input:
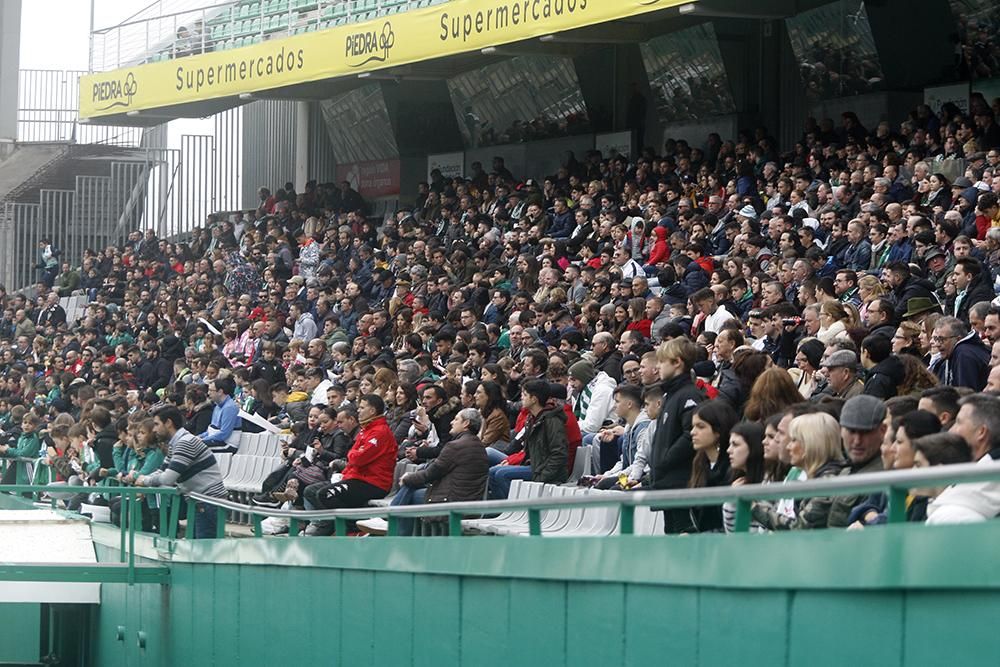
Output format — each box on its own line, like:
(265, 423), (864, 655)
(81, 0), (703, 124)
(92, 0), (452, 72)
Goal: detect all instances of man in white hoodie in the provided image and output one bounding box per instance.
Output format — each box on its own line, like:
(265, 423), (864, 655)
(568, 359), (617, 473)
(927, 394), (1000, 524)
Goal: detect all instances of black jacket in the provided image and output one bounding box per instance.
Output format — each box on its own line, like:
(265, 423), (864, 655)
(863, 355), (905, 399)
(890, 276), (938, 324)
(651, 373), (705, 491)
(404, 432), (489, 503)
(250, 358), (286, 385)
(415, 397), (462, 460)
(954, 270), (995, 325)
(185, 401), (214, 436)
(134, 356), (172, 391)
(92, 424), (117, 470)
(689, 455), (732, 533)
(595, 350), (623, 383)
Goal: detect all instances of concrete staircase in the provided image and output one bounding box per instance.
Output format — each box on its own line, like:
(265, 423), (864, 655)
(0, 143), (153, 290)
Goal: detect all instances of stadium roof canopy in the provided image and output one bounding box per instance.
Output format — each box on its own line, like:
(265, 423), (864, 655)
(79, 0), (795, 126)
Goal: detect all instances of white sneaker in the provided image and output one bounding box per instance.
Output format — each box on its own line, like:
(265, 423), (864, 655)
(357, 517), (388, 534)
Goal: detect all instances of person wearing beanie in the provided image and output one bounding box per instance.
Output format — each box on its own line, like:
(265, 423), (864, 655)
(568, 358), (618, 470)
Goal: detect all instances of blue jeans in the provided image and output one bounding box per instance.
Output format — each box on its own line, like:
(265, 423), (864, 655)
(484, 447), (508, 466)
(488, 464), (532, 499)
(390, 485), (427, 536)
(194, 501), (219, 539)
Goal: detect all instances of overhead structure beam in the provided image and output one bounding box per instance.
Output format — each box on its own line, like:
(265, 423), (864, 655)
(676, 0), (795, 20)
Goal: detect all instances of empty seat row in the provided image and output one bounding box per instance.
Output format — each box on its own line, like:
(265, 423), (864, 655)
(59, 294), (89, 327)
(462, 479), (663, 537)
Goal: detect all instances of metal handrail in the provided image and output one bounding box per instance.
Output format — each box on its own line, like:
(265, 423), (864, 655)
(5, 461), (1000, 553)
(185, 461), (1000, 536)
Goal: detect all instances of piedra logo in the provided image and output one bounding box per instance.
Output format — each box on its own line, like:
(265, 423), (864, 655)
(346, 21), (396, 67)
(92, 72), (138, 111)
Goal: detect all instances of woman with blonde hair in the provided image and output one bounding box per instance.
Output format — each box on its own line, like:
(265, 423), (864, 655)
(817, 301), (849, 344)
(751, 412), (845, 530)
(918, 312), (941, 360)
(857, 274), (885, 324)
(892, 321), (923, 358)
(373, 368), (398, 402)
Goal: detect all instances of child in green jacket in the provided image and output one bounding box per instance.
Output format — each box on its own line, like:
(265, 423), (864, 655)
(0, 413), (43, 484)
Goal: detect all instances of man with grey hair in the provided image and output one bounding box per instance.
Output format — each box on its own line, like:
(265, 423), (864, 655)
(592, 331), (623, 382)
(366, 407), (489, 536)
(929, 316), (990, 390)
(397, 358), (421, 385)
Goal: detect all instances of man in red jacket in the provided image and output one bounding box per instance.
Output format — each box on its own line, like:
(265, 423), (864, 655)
(302, 394), (397, 536)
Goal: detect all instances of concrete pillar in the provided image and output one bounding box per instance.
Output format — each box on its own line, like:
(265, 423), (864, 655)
(294, 100), (308, 190)
(0, 1), (22, 143)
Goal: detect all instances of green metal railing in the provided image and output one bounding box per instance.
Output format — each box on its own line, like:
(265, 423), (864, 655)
(4, 461), (1000, 584)
(179, 460), (1000, 537)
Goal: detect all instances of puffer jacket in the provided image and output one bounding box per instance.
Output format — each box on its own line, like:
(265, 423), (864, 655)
(403, 432), (489, 503)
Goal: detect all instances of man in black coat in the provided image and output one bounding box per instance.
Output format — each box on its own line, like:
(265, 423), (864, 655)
(886, 261), (938, 324)
(860, 335), (903, 400)
(951, 257), (995, 326)
(134, 345), (172, 391)
(650, 337), (705, 533)
(36, 292), (66, 330)
(591, 331), (623, 382)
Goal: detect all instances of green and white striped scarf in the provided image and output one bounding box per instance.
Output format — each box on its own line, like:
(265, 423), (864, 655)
(574, 384), (593, 420)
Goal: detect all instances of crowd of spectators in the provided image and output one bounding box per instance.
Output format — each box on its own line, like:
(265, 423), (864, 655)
(4, 93), (1000, 536)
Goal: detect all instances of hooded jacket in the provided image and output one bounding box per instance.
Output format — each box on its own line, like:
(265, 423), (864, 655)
(930, 331), (990, 391)
(680, 260), (709, 296)
(646, 226), (670, 266)
(863, 354), (905, 399)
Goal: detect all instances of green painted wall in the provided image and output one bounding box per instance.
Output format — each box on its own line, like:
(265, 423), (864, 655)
(83, 522), (1000, 667)
(0, 603), (40, 664)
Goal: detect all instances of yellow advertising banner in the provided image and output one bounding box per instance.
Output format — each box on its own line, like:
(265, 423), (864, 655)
(80, 0), (686, 119)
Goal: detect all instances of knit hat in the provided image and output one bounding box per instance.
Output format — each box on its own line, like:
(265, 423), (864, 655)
(738, 205), (758, 220)
(798, 339), (825, 370)
(568, 359), (597, 385)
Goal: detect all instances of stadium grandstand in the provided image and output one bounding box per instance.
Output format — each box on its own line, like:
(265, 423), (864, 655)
(2, 0), (1000, 664)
